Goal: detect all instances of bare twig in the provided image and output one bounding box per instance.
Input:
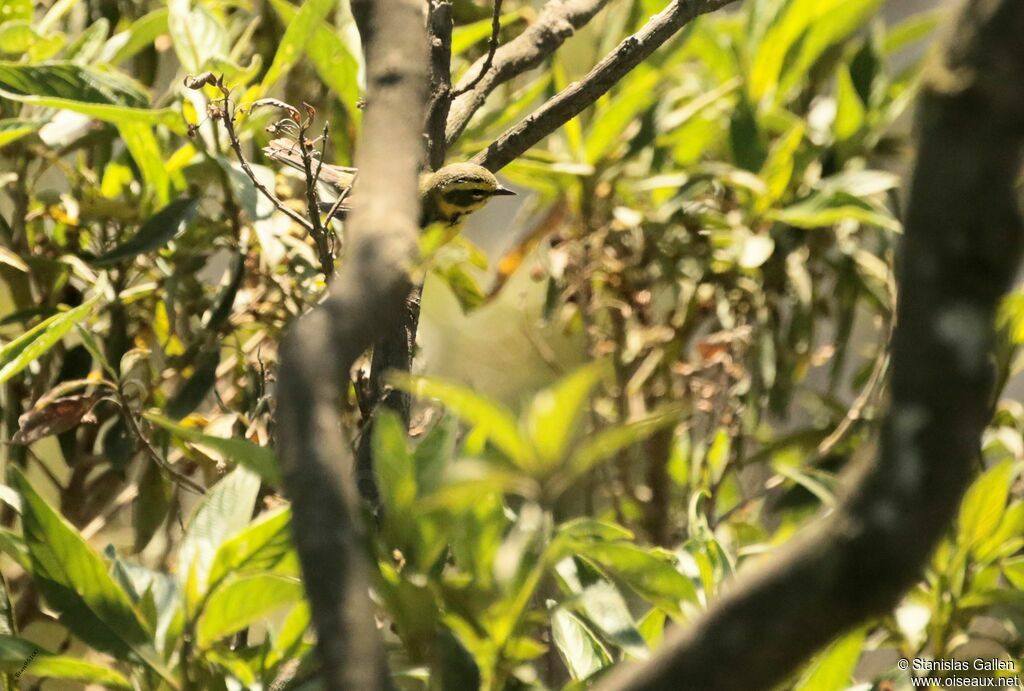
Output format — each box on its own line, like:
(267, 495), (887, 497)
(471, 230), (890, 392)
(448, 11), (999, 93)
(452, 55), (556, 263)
(595, 1), (1024, 688)
(274, 0), (428, 686)
(451, 0), (503, 98)
(214, 91), (317, 234)
(296, 118), (335, 277)
(323, 179), (355, 227)
(113, 386), (206, 495)
(472, 0), (737, 172)
(445, 0), (610, 146)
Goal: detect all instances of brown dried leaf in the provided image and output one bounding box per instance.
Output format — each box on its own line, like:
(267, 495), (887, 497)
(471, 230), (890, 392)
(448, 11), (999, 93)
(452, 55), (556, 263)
(248, 98), (301, 122)
(12, 394), (97, 445)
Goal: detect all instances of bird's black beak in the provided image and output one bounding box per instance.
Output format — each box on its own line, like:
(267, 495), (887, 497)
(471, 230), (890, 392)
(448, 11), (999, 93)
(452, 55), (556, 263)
(492, 184), (517, 196)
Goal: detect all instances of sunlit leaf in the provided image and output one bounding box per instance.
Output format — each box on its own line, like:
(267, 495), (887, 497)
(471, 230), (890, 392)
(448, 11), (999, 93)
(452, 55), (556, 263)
(567, 406), (684, 479)
(178, 466), (263, 606)
(0, 296), (100, 385)
(167, 0), (228, 73)
(0, 62), (181, 130)
(550, 607), (611, 681)
(574, 542), (698, 616)
(0, 635), (131, 689)
(11, 471), (173, 682)
(390, 373), (534, 469)
(145, 411), (280, 488)
(958, 459), (1017, 555)
(268, 0), (362, 120)
(793, 627), (866, 691)
(196, 574), (303, 648)
(0, 117), (44, 149)
(525, 360), (609, 470)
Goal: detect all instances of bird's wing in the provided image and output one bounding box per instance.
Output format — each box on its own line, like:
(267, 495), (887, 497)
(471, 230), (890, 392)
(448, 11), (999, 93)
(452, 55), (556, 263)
(263, 139), (358, 192)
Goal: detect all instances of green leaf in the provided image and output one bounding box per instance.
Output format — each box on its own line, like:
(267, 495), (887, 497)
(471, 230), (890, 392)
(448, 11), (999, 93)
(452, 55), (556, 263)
(0, 635), (132, 689)
(572, 581), (648, 659)
(268, 0), (362, 119)
(883, 9), (941, 54)
(0, 62), (181, 130)
(958, 460), (1017, 555)
(10, 471), (172, 681)
(793, 627), (866, 691)
(749, 0), (881, 104)
(434, 264), (486, 312)
(144, 411), (281, 488)
(777, 0), (883, 99)
(574, 542), (697, 616)
(451, 10), (523, 55)
(769, 192), (900, 232)
(757, 122), (804, 209)
(0, 118), (45, 149)
(390, 373), (534, 470)
(0, 296), (100, 385)
(196, 574), (303, 648)
(550, 607), (612, 680)
(117, 121), (170, 204)
(0, 0), (31, 25)
(585, 65), (660, 164)
(100, 8), (169, 64)
(207, 507), (293, 591)
(636, 607), (666, 649)
(261, 0), (336, 94)
(92, 197), (197, 267)
(167, 0), (228, 73)
(412, 414), (457, 497)
(0, 528), (29, 570)
(265, 601), (311, 670)
(525, 360), (609, 471)
(567, 406), (683, 479)
(374, 409), (417, 516)
(178, 466), (263, 605)
(834, 64), (866, 142)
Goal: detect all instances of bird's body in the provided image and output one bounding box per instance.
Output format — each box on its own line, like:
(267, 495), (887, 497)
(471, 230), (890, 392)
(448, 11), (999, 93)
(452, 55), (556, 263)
(263, 139), (514, 227)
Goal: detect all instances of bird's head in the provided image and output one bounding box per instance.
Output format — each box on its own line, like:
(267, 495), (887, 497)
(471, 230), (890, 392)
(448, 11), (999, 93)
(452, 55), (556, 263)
(421, 162), (516, 225)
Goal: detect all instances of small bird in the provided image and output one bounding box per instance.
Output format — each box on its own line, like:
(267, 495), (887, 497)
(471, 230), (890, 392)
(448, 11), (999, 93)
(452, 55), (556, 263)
(263, 139), (516, 227)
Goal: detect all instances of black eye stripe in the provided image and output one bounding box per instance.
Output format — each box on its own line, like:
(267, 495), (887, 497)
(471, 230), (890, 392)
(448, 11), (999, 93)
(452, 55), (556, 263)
(443, 189), (486, 206)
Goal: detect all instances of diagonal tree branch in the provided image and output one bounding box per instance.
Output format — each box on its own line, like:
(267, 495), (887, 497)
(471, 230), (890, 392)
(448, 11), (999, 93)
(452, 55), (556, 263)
(274, 0), (428, 687)
(595, 1), (1024, 689)
(471, 0), (736, 172)
(445, 0), (611, 146)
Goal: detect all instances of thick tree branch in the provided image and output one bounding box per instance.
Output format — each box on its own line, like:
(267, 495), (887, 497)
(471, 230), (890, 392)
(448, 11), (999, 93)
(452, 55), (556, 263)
(471, 0), (736, 171)
(274, 0), (428, 687)
(355, 0), (454, 506)
(445, 0), (610, 146)
(596, 1), (1024, 689)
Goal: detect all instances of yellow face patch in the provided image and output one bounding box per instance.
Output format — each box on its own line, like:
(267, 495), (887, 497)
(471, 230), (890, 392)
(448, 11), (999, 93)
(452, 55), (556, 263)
(432, 179), (497, 223)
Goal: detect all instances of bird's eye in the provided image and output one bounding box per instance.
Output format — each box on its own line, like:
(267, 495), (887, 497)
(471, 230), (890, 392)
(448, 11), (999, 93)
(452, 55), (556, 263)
(471, 190), (486, 200)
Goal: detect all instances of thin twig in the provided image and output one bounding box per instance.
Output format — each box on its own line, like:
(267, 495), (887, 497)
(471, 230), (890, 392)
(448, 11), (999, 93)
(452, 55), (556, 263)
(217, 93), (316, 234)
(297, 120), (335, 277)
(472, 0), (737, 171)
(451, 0), (503, 98)
(114, 386), (206, 495)
(445, 0), (610, 146)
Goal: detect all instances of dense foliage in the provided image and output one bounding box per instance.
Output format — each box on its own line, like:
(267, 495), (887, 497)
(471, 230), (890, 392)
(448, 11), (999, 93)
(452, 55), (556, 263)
(0, 0), (1023, 689)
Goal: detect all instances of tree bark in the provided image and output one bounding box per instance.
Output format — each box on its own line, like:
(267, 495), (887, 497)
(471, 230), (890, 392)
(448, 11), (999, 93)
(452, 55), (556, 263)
(274, 0), (428, 686)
